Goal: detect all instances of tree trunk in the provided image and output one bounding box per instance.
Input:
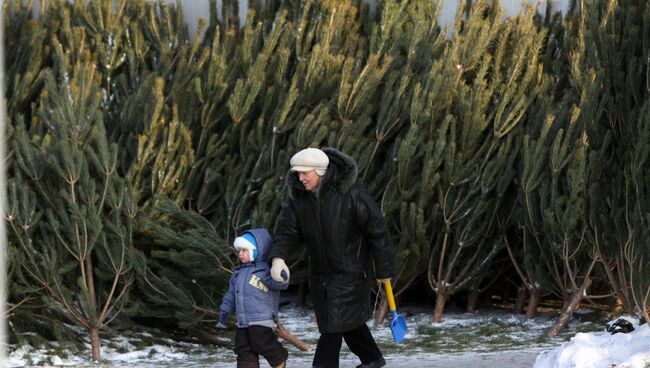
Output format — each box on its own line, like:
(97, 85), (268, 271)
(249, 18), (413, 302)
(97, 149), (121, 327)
(612, 296), (624, 315)
(183, 327), (231, 347)
(514, 286), (527, 314)
(90, 326), (101, 362)
(433, 290), (449, 323)
(548, 277), (592, 337)
(374, 297), (388, 324)
(526, 283), (542, 319)
(466, 287), (479, 313)
(598, 249), (636, 316)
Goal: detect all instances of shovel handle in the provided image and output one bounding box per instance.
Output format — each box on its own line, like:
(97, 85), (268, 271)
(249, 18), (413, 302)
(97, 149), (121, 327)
(382, 280), (397, 312)
(276, 322), (310, 352)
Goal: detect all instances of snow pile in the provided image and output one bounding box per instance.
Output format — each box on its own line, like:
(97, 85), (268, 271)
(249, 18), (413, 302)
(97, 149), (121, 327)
(534, 316), (650, 368)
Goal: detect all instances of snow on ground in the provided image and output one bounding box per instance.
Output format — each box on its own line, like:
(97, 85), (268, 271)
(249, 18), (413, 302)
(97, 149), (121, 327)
(6, 305), (648, 367)
(534, 316), (650, 368)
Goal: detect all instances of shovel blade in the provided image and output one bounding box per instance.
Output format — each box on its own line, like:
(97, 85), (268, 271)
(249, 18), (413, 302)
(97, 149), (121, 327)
(390, 311), (407, 343)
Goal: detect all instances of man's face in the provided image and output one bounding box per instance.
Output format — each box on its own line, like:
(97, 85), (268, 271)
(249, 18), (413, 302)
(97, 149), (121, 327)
(297, 170), (322, 191)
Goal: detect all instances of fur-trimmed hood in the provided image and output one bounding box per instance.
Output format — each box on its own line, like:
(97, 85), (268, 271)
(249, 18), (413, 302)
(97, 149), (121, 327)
(286, 148), (358, 198)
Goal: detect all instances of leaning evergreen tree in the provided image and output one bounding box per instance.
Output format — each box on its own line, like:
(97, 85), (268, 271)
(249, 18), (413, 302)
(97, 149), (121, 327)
(135, 198), (233, 336)
(363, 0), (448, 321)
(573, 0), (650, 317)
(421, 0), (543, 322)
(511, 95), (580, 321)
(543, 115), (592, 336)
(3, 0), (52, 338)
(541, 0), (607, 335)
(510, 0), (605, 332)
(626, 100), (650, 324)
(103, 0), (230, 334)
(612, 0), (650, 323)
(506, 3), (570, 318)
(7, 32), (138, 361)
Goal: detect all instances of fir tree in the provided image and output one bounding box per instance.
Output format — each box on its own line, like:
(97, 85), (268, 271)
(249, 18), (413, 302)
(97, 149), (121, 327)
(420, 0), (543, 322)
(134, 198), (232, 330)
(367, 0), (448, 320)
(7, 27), (138, 361)
(510, 23), (588, 320)
(626, 100), (650, 324)
(573, 0), (650, 319)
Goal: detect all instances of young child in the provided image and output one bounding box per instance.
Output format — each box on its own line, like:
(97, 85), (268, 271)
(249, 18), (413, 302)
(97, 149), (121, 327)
(219, 228), (289, 368)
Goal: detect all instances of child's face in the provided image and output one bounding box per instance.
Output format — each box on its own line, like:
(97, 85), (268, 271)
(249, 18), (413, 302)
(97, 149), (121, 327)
(238, 248), (251, 263)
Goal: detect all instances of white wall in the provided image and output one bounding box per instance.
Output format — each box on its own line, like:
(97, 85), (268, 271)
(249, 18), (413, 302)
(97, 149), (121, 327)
(27, 0), (570, 37)
(176, 0), (570, 37)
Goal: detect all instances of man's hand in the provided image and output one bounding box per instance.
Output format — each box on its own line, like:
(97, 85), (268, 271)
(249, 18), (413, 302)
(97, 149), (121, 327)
(271, 258), (290, 283)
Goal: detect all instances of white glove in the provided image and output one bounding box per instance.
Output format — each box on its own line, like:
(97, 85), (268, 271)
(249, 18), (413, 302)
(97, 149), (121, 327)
(271, 258), (290, 283)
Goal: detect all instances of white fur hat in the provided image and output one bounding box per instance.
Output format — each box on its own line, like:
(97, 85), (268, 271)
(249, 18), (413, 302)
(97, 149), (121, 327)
(290, 148), (329, 176)
(234, 233), (258, 261)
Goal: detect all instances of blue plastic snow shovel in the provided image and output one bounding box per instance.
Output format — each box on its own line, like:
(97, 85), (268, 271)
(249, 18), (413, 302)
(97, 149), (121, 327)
(383, 279), (407, 343)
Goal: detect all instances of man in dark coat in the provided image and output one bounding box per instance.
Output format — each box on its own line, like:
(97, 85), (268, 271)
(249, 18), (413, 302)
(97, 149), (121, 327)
(269, 147), (395, 368)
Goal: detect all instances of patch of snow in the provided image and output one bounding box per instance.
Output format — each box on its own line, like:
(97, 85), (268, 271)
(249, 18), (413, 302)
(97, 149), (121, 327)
(534, 317), (650, 368)
(8, 306), (646, 368)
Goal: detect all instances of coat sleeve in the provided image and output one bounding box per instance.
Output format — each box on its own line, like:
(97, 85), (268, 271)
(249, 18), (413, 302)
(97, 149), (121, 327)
(219, 274), (237, 316)
(353, 186), (395, 279)
(269, 202), (303, 262)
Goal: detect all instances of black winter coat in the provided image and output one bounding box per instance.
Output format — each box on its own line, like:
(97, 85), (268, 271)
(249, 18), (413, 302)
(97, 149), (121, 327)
(269, 148), (395, 333)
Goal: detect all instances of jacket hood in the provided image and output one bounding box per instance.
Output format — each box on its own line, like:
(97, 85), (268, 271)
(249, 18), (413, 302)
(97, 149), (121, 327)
(287, 147), (358, 198)
(240, 228), (272, 262)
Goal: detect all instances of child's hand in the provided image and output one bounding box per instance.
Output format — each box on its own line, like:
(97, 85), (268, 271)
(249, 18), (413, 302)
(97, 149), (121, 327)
(280, 270), (289, 283)
(217, 311), (228, 329)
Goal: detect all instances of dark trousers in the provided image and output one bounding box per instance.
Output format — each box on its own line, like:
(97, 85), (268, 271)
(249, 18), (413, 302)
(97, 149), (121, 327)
(312, 323), (383, 368)
(235, 325), (288, 368)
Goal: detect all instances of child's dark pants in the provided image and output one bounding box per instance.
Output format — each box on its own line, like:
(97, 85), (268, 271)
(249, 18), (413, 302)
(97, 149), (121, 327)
(235, 325), (288, 368)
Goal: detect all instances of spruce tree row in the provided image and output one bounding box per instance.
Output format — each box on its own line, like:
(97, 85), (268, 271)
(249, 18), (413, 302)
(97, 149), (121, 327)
(4, 0), (650, 361)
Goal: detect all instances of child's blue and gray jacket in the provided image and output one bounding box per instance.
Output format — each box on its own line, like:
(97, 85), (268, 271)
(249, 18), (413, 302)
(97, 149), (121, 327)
(219, 228), (288, 328)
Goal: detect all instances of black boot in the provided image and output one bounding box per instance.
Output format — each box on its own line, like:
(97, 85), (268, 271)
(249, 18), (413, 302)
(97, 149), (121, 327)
(356, 357), (386, 368)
